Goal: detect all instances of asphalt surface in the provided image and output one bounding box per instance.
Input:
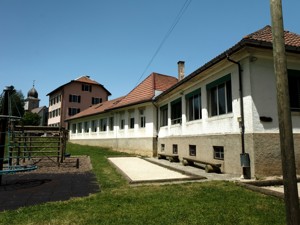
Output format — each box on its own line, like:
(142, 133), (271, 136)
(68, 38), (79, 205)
(0, 172), (99, 211)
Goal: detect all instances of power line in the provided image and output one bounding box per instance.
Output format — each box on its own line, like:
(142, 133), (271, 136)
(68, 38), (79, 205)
(135, 0), (192, 86)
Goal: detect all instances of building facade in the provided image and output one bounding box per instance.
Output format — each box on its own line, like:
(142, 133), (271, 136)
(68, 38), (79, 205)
(47, 76), (111, 128)
(67, 26), (300, 177)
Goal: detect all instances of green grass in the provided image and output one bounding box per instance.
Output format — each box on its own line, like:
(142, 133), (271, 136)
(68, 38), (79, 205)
(0, 143), (286, 225)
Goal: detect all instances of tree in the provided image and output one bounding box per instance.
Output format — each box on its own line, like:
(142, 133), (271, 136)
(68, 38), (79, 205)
(0, 88), (25, 117)
(21, 112), (41, 126)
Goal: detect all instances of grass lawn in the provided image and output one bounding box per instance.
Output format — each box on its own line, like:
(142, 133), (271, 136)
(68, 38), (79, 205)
(0, 143), (286, 225)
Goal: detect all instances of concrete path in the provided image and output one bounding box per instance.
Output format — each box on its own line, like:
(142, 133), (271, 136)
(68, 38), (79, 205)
(108, 157), (205, 184)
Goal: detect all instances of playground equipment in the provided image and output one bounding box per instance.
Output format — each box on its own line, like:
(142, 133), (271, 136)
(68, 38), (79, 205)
(0, 86), (68, 184)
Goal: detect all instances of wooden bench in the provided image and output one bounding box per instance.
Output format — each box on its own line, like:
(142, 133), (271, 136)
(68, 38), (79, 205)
(182, 157), (222, 173)
(157, 153), (179, 162)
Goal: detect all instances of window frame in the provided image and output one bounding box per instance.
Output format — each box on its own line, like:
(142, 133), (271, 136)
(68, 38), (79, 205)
(189, 145), (196, 156)
(171, 98), (182, 125)
(186, 89), (202, 121)
(288, 69), (300, 111)
(160, 105), (168, 127)
(207, 74), (232, 117)
(213, 146), (224, 160)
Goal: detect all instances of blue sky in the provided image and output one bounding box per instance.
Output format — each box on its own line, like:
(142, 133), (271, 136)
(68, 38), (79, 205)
(1, 0), (300, 106)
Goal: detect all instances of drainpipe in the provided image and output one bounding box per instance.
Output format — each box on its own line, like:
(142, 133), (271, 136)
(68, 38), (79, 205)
(152, 101), (159, 157)
(227, 56), (250, 179)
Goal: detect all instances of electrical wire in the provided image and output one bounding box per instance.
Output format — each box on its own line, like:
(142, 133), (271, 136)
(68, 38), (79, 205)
(135, 0), (192, 86)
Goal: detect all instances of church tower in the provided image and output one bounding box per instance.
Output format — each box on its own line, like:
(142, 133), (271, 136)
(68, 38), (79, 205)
(24, 84), (40, 111)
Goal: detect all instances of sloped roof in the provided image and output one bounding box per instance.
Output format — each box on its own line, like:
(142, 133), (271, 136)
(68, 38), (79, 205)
(66, 73), (177, 121)
(156, 25), (300, 99)
(67, 96), (124, 120)
(47, 75), (111, 96)
(243, 25), (300, 47)
(110, 73), (177, 109)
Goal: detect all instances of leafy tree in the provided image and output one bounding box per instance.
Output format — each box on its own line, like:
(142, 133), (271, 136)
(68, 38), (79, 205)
(21, 112), (41, 126)
(0, 88), (25, 117)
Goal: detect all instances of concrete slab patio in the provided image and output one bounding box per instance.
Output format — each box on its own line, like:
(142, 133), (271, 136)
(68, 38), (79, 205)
(108, 157), (205, 184)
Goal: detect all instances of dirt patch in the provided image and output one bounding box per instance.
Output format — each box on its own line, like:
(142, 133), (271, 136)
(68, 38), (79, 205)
(21, 155), (92, 174)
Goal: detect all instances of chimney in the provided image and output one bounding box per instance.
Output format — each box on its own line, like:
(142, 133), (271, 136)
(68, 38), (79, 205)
(177, 61), (185, 81)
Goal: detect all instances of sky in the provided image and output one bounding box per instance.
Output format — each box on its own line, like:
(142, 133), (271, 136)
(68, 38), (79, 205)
(1, 0), (300, 106)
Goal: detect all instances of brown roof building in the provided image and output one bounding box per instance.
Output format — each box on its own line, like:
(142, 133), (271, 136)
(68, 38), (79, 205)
(47, 75), (111, 128)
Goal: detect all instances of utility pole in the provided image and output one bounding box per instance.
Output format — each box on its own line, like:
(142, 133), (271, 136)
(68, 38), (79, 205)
(270, 1), (300, 224)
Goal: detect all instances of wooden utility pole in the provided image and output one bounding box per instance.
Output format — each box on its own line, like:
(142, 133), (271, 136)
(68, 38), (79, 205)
(270, 0), (300, 224)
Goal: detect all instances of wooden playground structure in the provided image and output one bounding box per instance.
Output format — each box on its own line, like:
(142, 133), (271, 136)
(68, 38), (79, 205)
(0, 124), (68, 178)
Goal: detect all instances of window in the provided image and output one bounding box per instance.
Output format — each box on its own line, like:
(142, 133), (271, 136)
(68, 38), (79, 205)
(139, 109), (146, 128)
(92, 97), (102, 105)
(207, 74), (232, 116)
(161, 144), (165, 152)
(82, 84), (92, 92)
(129, 111), (135, 129)
(68, 108), (80, 116)
(100, 118), (107, 131)
(213, 146), (224, 160)
(109, 117), (114, 131)
(171, 98), (182, 124)
(186, 89), (202, 121)
(288, 69), (300, 111)
(160, 105), (168, 127)
(71, 124), (76, 134)
(120, 112), (125, 130)
(189, 145), (196, 156)
(84, 121), (89, 133)
(91, 120), (97, 132)
(173, 144), (178, 154)
(69, 94), (81, 103)
(78, 123), (82, 133)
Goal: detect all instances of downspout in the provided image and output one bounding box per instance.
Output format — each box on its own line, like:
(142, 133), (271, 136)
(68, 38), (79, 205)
(227, 56), (250, 179)
(227, 56), (245, 154)
(152, 101), (159, 157)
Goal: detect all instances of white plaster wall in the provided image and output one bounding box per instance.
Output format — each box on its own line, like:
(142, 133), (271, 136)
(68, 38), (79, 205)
(69, 103), (157, 141)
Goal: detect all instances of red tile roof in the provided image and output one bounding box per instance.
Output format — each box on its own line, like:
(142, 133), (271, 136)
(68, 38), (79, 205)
(66, 73), (177, 120)
(67, 96), (124, 120)
(47, 75), (111, 96)
(75, 76), (101, 85)
(111, 73), (177, 109)
(243, 25), (300, 47)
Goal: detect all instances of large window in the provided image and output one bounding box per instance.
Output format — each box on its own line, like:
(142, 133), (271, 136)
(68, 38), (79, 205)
(160, 105), (168, 127)
(186, 89), (202, 121)
(99, 118), (107, 131)
(91, 120), (98, 132)
(171, 98), (182, 125)
(71, 124), (76, 134)
(84, 121), (89, 133)
(109, 117), (114, 131)
(288, 69), (300, 111)
(207, 74), (232, 116)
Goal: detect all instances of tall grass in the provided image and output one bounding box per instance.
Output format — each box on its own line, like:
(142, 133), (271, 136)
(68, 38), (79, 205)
(0, 143), (285, 225)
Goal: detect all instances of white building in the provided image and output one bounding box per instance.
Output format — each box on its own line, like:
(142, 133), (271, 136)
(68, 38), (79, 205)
(67, 26), (300, 177)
